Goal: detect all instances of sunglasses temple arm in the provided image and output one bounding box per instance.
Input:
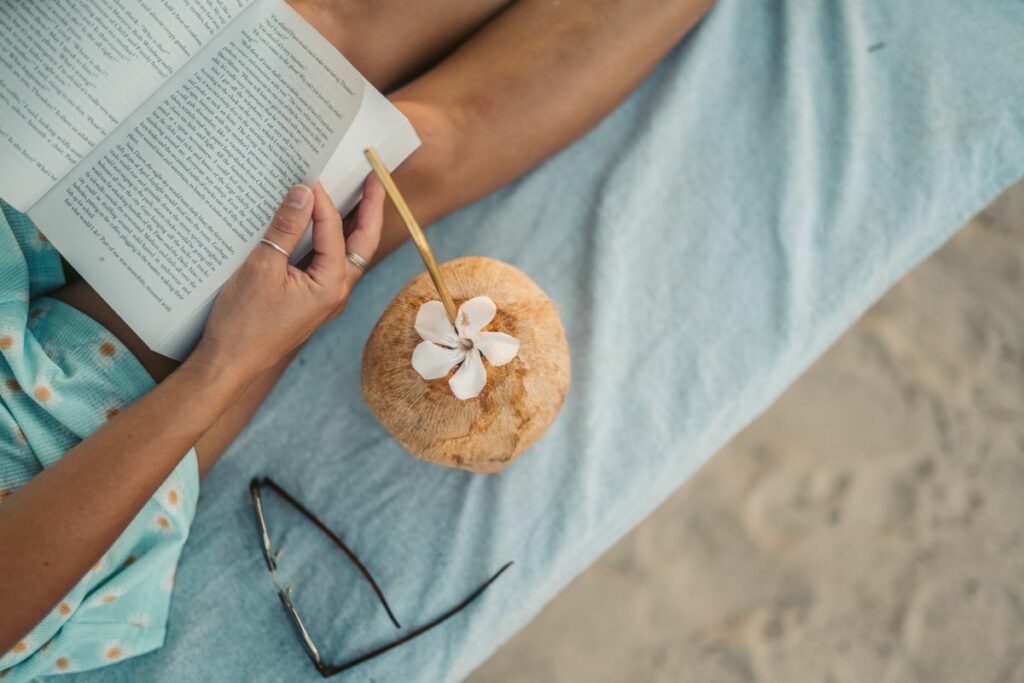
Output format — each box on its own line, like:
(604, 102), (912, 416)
(321, 561), (515, 677)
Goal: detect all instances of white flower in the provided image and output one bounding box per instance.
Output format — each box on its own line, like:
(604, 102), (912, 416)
(127, 612), (151, 628)
(411, 296), (520, 400)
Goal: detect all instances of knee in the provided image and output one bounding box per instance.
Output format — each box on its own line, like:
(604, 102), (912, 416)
(385, 98), (467, 222)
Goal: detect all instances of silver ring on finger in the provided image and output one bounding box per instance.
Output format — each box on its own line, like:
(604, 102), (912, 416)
(260, 238), (291, 258)
(345, 251), (369, 271)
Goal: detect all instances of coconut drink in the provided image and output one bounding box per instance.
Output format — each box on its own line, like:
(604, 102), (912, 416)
(360, 150), (570, 473)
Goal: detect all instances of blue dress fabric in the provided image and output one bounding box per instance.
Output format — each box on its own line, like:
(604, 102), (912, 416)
(16, 0), (1024, 679)
(0, 204), (199, 680)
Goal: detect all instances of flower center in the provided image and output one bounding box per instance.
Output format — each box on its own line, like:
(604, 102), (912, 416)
(458, 337), (475, 352)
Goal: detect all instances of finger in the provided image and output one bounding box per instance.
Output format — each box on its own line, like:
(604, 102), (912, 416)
(259, 184), (314, 262)
(343, 174), (385, 289)
(306, 182), (345, 285)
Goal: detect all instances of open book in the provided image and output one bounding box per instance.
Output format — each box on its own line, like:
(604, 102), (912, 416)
(0, 0), (419, 360)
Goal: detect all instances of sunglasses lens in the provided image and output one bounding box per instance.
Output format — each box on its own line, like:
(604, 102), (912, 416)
(278, 590), (323, 666)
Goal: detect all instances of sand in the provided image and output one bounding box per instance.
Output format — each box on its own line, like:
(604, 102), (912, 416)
(470, 179), (1024, 682)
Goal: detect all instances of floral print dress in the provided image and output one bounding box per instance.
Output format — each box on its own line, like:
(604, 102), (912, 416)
(0, 203), (198, 680)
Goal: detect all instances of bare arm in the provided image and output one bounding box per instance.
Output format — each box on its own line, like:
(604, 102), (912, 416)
(0, 180), (385, 653)
(0, 352), (248, 652)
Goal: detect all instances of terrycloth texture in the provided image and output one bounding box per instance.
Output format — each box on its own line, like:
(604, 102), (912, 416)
(0, 205), (200, 680)
(65, 0), (1024, 680)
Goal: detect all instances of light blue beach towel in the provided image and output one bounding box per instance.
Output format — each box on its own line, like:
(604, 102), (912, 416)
(12, 0), (1024, 679)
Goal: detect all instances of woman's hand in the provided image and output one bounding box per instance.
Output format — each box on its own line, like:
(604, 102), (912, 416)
(194, 177), (385, 381)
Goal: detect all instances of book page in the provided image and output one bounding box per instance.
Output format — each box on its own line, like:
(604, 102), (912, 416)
(320, 86), (421, 217)
(0, 0), (251, 211)
(29, 0), (365, 351)
(158, 83), (421, 361)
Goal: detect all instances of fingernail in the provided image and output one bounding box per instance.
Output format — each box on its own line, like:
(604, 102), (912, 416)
(285, 185), (311, 209)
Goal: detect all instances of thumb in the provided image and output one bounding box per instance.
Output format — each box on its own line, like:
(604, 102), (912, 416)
(261, 184), (314, 258)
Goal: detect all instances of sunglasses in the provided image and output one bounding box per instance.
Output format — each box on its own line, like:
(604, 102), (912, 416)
(249, 477), (513, 677)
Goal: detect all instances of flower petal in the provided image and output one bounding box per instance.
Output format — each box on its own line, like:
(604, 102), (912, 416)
(415, 301), (458, 345)
(474, 331), (520, 367)
(412, 341), (464, 380)
(456, 296), (496, 337)
(449, 348), (486, 400)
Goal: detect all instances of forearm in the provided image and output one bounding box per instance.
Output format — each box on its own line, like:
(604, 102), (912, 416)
(52, 279), (294, 476)
(194, 351), (297, 476)
(0, 352), (249, 652)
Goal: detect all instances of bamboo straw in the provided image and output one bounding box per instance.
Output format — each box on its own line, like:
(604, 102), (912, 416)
(364, 147), (458, 324)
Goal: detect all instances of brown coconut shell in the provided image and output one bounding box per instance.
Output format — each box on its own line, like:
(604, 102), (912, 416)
(361, 256), (570, 473)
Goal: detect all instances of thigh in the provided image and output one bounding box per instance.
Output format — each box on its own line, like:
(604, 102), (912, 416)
(287, 0), (513, 90)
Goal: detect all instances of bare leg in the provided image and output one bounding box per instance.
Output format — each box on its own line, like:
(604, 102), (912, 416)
(289, 0), (513, 90)
(293, 0), (716, 259)
(373, 0), (717, 258)
(50, 0), (715, 472)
